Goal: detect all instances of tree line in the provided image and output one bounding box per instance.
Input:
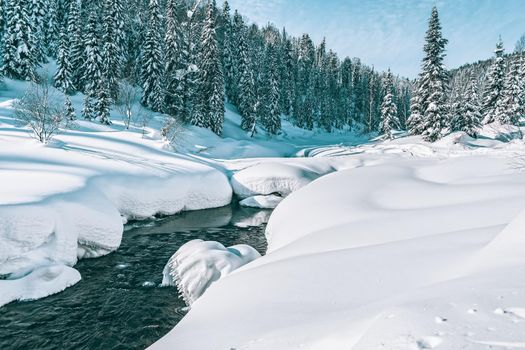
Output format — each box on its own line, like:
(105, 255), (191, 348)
(0, 0), (411, 138)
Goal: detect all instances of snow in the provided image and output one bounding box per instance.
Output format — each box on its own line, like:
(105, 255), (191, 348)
(162, 239), (261, 306)
(239, 194), (283, 209)
(152, 127), (525, 350)
(0, 265), (81, 307)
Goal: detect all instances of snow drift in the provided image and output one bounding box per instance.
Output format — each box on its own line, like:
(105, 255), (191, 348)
(162, 239), (261, 306)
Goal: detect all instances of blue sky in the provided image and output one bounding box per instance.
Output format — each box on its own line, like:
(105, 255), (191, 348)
(223, 0), (525, 78)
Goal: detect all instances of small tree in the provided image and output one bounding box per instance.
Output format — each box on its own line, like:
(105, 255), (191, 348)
(65, 95), (76, 121)
(14, 82), (71, 143)
(116, 80), (139, 129)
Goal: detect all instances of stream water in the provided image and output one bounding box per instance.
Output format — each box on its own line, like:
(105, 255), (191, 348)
(0, 205), (269, 350)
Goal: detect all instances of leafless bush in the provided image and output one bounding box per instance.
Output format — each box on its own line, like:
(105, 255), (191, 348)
(161, 115), (185, 146)
(14, 82), (72, 143)
(135, 106), (154, 138)
(115, 80), (140, 129)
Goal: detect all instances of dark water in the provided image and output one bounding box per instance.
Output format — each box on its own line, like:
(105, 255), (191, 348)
(0, 205), (269, 350)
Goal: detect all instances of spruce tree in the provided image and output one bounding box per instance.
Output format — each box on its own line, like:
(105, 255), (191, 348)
(96, 82), (112, 125)
(221, 1), (235, 103)
(29, 0), (47, 63)
(496, 55), (524, 125)
(101, 0), (125, 98)
(379, 70), (399, 139)
(140, 0), (164, 111)
(68, 0), (84, 91)
(65, 95), (76, 121)
(2, 0), (37, 80)
(53, 28), (75, 94)
(411, 6), (449, 142)
(81, 11), (103, 98)
(454, 77), (482, 137)
(259, 42), (281, 135)
(194, 2), (224, 135)
(164, 0), (183, 116)
(481, 39), (506, 124)
(82, 95), (95, 120)
(237, 25), (257, 132)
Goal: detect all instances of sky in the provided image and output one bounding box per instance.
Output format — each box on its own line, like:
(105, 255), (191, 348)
(222, 0), (525, 78)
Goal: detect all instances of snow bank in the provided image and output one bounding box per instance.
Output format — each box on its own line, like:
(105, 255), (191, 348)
(231, 162), (334, 199)
(152, 148), (525, 350)
(162, 239), (261, 306)
(239, 194), (283, 209)
(0, 265), (81, 307)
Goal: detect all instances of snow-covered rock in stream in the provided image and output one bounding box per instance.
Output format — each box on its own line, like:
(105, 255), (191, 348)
(162, 240), (261, 306)
(239, 194), (283, 209)
(230, 162), (333, 199)
(0, 265), (81, 307)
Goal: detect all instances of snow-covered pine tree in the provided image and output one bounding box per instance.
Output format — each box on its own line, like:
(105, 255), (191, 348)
(296, 33), (316, 129)
(481, 38), (506, 124)
(53, 28), (75, 94)
(81, 10), (103, 98)
(140, 0), (164, 111)
(101, 0), (125, 98)
(194, 1), (224, 135)
(163, 0), (184, 116)
(259, 42), (281, 135)
(2, 0), (37, 80)
(236, 24), (257, 133)
(68, 0), (84, 91)
(43, 0), (59, 58)
(64, 95), (76, 121)
(379, 69), (399, 140)
(496, 55), (524, 125)
(221, 1), (235, 103)
(29, 0), (47, 63)
(228, 10), (244, 105)
(279, 28), (295, 116)
(96, 82), (112, 125)
(416, 6), (450, 142)
(82, 95), (95, 120)
(454, 76), (482, 137)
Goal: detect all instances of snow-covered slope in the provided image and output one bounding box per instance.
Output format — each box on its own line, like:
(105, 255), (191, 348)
(152, 133), (525, 350)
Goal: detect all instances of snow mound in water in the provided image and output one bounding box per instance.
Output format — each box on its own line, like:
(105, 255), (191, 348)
(162, 239), (260, 306)
(0, 264), (81, 307)
(239, 194), (283, 209)
(231, 162), (329, 199)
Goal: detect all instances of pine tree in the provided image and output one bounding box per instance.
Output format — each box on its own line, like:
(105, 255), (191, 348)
(481, 39), (506, 124)
(96, 82), (112, 125)
(68, 0), (84, 91)
(496, 55), (524, 125)
(65, 95), (76, 121)
(454, 76), (481, 137)
(279, 28), (295, 116)
(164, 0), (184, 116)
(221, 1), (235, 103)
(379, 70), (399, 139)
(259, 42), (281, 135)
(237, 25), (257, 132)
(140, 0), (164, 111)
(82, 95), (95, 120)
(81, 11), (103, 98)
(194, 2), (224, 135)
(101, 0), (125, 98)
(53, 28), (75, 94)
(2, 0), (37, 80)
(29, 0), (47, 63)
(411, 6), (449, 142)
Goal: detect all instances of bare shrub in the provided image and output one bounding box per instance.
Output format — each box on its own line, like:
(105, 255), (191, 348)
(161, 115), (185, 146)
(14, 82), (72, 143)
(115, 80), (140, 129)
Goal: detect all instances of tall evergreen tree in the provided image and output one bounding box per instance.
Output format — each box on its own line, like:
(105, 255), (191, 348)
(68, 0), (84, 91)
(164, 0), (184, 116)
(259, 42), (281, 134)
(379, 70), (399, 139)
(102, 0), (125, 98)
(236, 25), (257, 133)
(53, 28), (75, 94)
(454, 76), (482, 137)
(29, 0), (47, 63)
(410, 6), (449, 142)
(496, 55), (524, 125)
(194, 2), (224, 135)
(221, 1), (235, 103)
(2, 0), (37, 80)
(140, 0), (164, 111)
(81, 11), (103, 98)
(481, 39), (506, 124)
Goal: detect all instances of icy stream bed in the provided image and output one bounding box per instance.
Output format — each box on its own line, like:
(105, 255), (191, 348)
(0, 205), (268, 350)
